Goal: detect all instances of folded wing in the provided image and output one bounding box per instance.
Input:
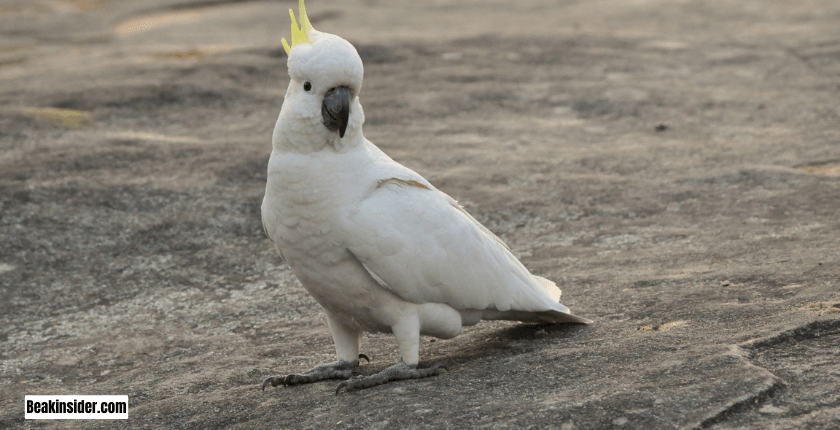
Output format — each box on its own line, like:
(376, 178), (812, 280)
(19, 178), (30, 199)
(344, 177), (579, 317)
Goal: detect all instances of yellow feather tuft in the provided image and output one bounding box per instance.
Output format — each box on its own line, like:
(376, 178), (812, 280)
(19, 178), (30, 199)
(298, 0), (313, 37)
(282, 0), (314, 56)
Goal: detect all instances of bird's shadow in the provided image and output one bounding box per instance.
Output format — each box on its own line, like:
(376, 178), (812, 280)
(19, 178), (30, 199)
(418, 322), (588, 370)
(499, 322), (586, 340)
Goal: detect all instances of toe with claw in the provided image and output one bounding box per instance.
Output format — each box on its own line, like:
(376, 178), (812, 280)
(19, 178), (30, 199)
(335, 359), (446, 394)
(263, 354), (371, 391)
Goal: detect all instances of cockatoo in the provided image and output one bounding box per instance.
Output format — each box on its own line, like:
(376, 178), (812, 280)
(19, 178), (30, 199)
(261, 0), (590, 394)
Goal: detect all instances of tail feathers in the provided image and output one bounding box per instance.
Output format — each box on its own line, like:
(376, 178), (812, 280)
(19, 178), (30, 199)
(481, 276), (591, 324)
(537, 309), (593, 324)
(533, 275), (562, 302)
(482, 308), (592, 324)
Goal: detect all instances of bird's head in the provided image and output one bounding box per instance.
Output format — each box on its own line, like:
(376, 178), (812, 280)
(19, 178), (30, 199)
(275, 0), (365, 152)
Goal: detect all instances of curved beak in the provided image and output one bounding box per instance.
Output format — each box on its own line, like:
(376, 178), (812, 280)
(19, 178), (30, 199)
(322, 86), (351, 138)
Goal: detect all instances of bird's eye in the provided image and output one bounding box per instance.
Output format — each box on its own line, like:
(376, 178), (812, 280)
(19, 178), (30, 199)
(303, 82), (312, 92)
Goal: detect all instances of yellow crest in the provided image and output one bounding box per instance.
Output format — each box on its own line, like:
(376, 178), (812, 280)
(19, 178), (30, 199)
(282, 0), (314, 56)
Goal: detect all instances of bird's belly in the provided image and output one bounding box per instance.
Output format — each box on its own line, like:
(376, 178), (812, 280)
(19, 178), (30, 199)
(293, 255), (395, 331)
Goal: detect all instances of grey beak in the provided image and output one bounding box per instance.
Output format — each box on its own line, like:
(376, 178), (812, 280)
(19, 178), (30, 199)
(322, 86), (351, 138)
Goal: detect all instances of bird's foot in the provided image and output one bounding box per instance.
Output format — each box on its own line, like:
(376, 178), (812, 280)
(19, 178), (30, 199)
(262, 354), (370, 390)
(335, 358), (446, 394)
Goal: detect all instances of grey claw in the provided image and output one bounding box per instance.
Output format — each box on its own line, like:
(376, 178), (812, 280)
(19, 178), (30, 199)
(358, 354), (370, 363)
(336, 381), (349, 395)
(262, 373), (299, 390)
(262, 376), (280, 391)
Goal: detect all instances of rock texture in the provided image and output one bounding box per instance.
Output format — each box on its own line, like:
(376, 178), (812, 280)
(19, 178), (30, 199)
(1, 0), (838, 428)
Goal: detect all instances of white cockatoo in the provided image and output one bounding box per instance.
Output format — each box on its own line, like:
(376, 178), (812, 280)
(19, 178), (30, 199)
(261, 0), (590, 393)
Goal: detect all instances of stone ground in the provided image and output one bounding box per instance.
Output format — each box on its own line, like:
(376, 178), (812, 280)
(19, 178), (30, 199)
(1, 0), (839, 428)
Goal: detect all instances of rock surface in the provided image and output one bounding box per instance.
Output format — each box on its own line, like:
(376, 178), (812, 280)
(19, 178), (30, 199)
(1, 0), (839, 428)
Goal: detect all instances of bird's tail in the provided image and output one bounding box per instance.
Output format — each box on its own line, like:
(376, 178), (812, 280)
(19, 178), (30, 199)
(480, 275), (592, 324)
(482, 308), (592, 324)
(535, 309), (593, 324)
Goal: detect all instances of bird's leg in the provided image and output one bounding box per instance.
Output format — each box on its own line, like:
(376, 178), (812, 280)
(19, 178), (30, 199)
(335, 314), (445, 394)
(263, 313), (366, 391)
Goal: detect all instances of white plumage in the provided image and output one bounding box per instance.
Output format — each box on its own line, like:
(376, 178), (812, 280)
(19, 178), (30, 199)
(261, 2), (589, 392)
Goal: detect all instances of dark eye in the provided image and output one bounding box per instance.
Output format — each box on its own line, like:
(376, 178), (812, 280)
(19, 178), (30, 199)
(303, 81), (312, 91)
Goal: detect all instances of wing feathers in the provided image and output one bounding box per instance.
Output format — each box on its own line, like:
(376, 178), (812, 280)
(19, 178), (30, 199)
(377, 178), (430, 190)
(445, 196), (511, 252)
(345, 176), (571, 316)
(534, 275), (562, 302)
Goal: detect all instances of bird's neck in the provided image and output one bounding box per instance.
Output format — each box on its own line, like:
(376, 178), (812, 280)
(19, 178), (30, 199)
(271, 99), (366, 155)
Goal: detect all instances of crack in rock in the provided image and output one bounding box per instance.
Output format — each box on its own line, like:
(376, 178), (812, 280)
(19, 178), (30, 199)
(694, 318), (840, 428)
